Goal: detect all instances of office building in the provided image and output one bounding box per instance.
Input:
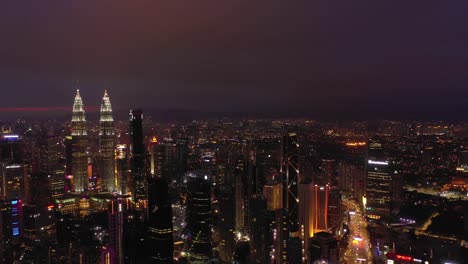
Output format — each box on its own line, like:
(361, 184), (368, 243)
(49, 166), (65, 198)
(146, 177), (173, 263)
(23, 204), (56, 247)
(263, 182), (283, 211)
(299, 180), (314, 262)
(0, 199), (23, 264)
(150, 138), (175, 182)
(99, 90), (116, 192)
(282, 131), (300, 233)
(175, 137), (189, 184)
(365, 139), (393, 220)
(71, 89), (88, 192)
(217, 185), (236, 263)
(64, 135), (73, 192)
(327, 187), (342, 234)
(0, 163), (25, 200)
(313, 184), (330, 232)
(108, 197), (124, 264)
(0, 134), (25, 200)
(309, 232), (339, 264)
(115, 144), (129, 195)
(271, 209), (289, 264)
(249, 195), (269, 264)
(129, 109), (148, 201)
(186, 171), (212, 261)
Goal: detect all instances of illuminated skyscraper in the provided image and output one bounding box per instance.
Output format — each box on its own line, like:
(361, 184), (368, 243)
(263, 182), (283, 211)
(115, 144), (129, 195)
(313, 184), (330, 232)
(365, 139), (394, 220)
(272, 209), (289, 263)
(71, 89), (88, 192)
(0, 163), (24, 200)
(99, 90), (116, 192)
(0, 135), (25, 200)
(129, 109), (147, 201)
(299, 181), (314, 261)
(0, 199), (23, 264)
(282, 131), (300, 233)
(150, 138), (175, 182)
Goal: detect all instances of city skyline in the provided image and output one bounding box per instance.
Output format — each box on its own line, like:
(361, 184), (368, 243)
(0, 2), (467, 263)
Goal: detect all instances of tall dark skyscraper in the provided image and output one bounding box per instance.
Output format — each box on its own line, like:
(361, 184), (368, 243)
(217, 185), (236, 262)
(99, 90), (116, 192)
(249, 194), (269, 263)
(282, 131), (300, 233)
(186, 171), (212, 262)
(146, 177), (173, 263)
(71, 89), (88, 192)
(327, 187), (342, 233)
(175, 137), (189, 184)
(108, 197), (124, 264)
(130, 109), (147, 201)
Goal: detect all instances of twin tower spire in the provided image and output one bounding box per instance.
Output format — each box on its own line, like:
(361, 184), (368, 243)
(71, 89), (116, 192)
(72, 89), (114, 124)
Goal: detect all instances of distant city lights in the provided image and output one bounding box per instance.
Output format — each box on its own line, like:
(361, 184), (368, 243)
(346, 142), (366, 147)
(368, 160), (389, 165)
(3, 134), (19, 139)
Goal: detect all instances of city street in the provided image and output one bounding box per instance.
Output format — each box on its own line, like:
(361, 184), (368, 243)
(343, 199), (373, 264)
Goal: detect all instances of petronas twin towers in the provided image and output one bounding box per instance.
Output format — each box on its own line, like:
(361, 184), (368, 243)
(71, 89), (116, 192)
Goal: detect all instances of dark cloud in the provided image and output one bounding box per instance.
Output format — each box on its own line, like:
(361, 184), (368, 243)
(1, 1), (468, 118)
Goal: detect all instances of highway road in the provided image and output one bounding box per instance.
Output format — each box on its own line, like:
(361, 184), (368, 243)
(343, 199), (373, 264)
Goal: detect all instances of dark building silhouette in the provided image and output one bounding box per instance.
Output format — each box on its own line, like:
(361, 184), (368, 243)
(309, 232), (339, 264)
(186, 171), (212, 261)
(233, 240), (250, 264)
(249, 195), (269, 264)
(150, 139), (175, 182)
(115, 144), (130, 194)
(109, 197), (125, 264)
(175, 137), (189, 184)
(217, 185), (236, 262)
(64, 135), (73, 192)
(130, 109), (147, 201)
(327, 187), (343, 233)
(146, 177), (173, 263)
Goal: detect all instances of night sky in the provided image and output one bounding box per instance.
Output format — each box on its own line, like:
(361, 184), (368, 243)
(1, 1), (468, 120)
